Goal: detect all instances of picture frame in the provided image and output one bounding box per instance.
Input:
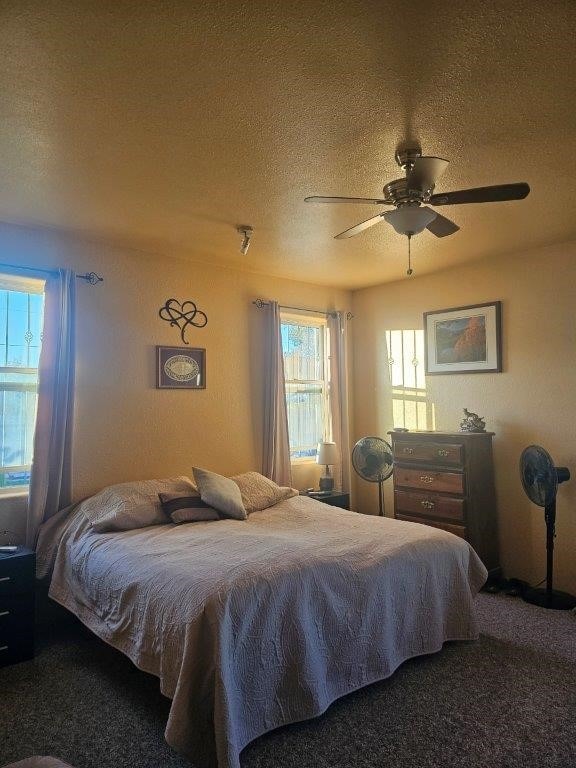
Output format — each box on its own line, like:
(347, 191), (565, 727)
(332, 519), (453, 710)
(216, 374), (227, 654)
(423, 301), (502, 375)
(156, 345), (206, 389)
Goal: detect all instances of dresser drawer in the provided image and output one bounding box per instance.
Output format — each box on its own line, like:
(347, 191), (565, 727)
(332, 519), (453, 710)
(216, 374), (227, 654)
(0, 593), (34, 639)
(396, 513), (466, 539)
(393, 441), (463, 466)
(0, 550), (36, 667)
(0, 553), (35, 596)
(394, 467), (465, 495)
(0, 637), (34, 668)
(394, 490), (465, 522)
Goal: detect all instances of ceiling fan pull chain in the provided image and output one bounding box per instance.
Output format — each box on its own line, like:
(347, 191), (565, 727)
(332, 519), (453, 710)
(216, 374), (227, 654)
(406, 234), (413, 276)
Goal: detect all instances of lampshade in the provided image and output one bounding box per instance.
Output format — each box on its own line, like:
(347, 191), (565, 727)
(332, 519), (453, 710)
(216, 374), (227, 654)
(383, 205), (437, 235)
(317, 441), (338, 466)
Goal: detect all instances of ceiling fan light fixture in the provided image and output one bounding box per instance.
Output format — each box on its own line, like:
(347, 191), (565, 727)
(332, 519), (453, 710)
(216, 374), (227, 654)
(383, 205), (437, 236)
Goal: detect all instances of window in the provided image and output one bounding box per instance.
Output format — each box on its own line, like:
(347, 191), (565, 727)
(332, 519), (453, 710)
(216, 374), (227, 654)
(0, 274), (45, 492)
(281, 313), (330, 461)
(386, 328), (435, 431)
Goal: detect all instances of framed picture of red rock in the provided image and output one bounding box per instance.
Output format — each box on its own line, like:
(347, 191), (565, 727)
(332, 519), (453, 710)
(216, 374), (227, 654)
(423, 302), (502, 374)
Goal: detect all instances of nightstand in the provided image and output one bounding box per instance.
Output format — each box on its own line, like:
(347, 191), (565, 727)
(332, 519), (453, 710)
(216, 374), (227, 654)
(0, 546), (35, 668)
(305, 491), (350, 510)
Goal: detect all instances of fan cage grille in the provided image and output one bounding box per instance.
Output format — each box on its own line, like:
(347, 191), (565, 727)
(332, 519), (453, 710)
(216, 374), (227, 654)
(352, 437), (393, 483)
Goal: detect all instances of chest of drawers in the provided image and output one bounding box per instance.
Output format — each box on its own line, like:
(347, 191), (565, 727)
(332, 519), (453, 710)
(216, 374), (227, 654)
(0, 547), (35, 668)
(389, 431), (500, 577)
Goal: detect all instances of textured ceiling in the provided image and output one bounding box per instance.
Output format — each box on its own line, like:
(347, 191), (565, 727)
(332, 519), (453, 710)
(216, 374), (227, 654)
(1, 0), (576, 288)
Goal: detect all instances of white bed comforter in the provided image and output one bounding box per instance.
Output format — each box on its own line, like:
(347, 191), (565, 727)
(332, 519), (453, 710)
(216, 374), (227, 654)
(42, 495), (487, 768)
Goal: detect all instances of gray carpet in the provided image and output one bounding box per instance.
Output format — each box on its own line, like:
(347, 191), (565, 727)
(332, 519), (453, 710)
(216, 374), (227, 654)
(1, 593), (575, 768)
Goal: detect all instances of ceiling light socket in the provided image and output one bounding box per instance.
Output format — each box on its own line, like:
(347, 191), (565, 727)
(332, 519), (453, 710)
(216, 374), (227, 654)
(237, 225), (253, 255)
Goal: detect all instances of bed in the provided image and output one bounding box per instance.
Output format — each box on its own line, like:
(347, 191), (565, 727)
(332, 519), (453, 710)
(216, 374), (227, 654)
(37, 474), (488, 768)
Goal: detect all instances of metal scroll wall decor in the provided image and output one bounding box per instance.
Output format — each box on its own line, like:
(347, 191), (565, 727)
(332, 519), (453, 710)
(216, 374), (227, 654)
(158, 298), (208, 344)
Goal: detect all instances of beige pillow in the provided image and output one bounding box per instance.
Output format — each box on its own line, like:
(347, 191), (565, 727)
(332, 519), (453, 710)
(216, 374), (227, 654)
(231, 471), (299, 513)
(159, 490), (220, 524)
(84, 476), (195, 532)
(193, 467), (247, 520)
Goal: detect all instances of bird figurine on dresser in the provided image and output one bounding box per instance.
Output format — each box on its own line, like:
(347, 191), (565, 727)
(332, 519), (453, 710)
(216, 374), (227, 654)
(460, 408), (486, 433)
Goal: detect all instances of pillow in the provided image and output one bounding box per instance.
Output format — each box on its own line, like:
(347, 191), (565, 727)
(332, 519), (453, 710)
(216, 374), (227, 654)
(231, 471), (299, 513)
(193, 467), (247, 520)
(83, 476), (196, 533)
(159, 490), (220, 524)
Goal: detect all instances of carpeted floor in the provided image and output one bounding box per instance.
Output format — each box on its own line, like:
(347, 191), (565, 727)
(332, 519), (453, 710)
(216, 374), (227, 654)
(1, 593), (575, 768)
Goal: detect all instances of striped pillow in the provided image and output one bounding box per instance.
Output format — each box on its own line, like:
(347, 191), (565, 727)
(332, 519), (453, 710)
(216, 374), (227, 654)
(159, 491), (220, 524)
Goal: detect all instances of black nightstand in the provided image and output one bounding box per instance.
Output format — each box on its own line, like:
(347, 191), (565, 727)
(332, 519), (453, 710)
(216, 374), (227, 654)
(0, 546), (35, 668)
(305, 491), (350, 510)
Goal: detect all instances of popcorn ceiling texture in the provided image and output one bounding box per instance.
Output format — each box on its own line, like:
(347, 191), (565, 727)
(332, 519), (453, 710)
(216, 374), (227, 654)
(0, 0), (575, 287)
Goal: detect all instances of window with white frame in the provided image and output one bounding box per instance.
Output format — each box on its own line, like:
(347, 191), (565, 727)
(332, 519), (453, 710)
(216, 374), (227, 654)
(280, 313), (330, 461)
(0, 273), (45, 491)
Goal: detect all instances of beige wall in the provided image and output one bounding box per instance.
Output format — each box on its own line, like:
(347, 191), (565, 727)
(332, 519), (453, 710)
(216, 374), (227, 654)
(0, 223), (351, 540)
(352, 241), (576, 594)
(3, 219), (574, 595)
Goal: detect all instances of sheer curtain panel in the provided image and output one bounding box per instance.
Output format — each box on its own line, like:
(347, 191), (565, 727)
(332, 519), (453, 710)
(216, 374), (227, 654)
(262, 301), (292, 487)
(26, 269), (75, 547)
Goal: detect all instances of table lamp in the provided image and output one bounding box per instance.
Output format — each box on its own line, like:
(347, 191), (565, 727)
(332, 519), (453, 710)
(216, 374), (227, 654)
(317, 441), (338, 491)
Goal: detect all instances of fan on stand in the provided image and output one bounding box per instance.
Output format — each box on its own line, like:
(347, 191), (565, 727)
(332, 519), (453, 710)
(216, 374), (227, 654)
(352, 436), (394, 517)
(519, 445), (576, 610)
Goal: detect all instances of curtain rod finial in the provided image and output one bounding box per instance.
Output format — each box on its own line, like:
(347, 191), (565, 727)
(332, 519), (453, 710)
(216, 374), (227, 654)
(76, 272), (103, 285)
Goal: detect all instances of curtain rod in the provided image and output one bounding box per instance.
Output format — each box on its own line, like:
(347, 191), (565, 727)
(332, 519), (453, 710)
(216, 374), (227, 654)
(252, 298), (353, 319)
(0, 263), (103, 285)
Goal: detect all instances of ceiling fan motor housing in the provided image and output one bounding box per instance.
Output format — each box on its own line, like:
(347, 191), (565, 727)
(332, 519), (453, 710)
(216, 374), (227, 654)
(383, 179), (425, 206)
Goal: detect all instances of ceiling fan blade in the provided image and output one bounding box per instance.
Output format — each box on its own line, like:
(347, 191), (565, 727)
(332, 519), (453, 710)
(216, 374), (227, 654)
(426, 212), (460, 237)
(334, 213), (386, 239)
(430, 182), (530, 206)
(305, 195), (391, 204)
(406, 156), (449, 193)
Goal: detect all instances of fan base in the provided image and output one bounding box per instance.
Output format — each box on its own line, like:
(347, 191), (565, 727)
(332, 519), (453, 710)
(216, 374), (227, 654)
(522, 587), (576, 610)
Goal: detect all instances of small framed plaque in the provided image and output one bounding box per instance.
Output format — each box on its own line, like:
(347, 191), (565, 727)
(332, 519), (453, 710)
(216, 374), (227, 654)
(156, 346), (206, 389)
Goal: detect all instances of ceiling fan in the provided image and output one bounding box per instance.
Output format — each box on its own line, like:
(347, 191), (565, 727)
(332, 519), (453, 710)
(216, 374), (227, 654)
(304, 146), (530, 242)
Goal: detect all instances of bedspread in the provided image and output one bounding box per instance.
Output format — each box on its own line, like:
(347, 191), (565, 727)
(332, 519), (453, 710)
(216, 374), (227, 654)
(43, 494), (487, 768)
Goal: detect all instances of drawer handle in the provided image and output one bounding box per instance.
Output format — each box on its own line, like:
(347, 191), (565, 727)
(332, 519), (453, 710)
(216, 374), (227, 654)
(403, 447), (414, 454)
(0, 610), (9, 617)
(421, 500), (435, 509)
(0, 576), (11, 583)
(419, 475), (434, 483)
(0, 645), (8, 652)
(437, 449), (449, 457)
